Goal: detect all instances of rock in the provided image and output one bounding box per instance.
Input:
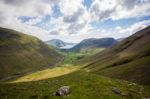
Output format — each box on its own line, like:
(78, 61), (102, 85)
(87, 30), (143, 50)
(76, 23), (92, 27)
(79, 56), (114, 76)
(112, 87), (122, 95)
(55, 86), (70, 96)
(142, 97), (150, 99)
(128, 83), (136, 86)
(121, 92), (128, 96)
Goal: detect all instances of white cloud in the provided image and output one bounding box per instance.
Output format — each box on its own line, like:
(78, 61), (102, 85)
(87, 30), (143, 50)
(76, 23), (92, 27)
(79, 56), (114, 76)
(90, 0), (150, 21)
(58, 0), (90, 34)
(116, 20), (150, 38)
(0, 0), (52, 17)
(59, 0), (84, 16)
(0, 0), (54, 41)
(0, 0), (52, 27)
(67, 20), (150, 43)
(112, 1), (150, 20)
(0, 0), (150, 43)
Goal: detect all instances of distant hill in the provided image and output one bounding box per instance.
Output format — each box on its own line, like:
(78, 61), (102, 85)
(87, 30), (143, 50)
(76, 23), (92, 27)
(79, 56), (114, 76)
(68, 38), (118, 52)
(0, 27), (63, 79)
(45, 39), (75, 49)
(117, 38), (126, 42)
(46, 39), (66, 48)
(82, 26), (150, 85)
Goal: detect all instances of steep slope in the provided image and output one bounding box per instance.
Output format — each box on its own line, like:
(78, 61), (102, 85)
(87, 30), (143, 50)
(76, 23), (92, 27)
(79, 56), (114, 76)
(0, 27), (63, 79)
(46, 39), (75, 49)
(68, 38), (118, 52)
(82, 26), (150, 85)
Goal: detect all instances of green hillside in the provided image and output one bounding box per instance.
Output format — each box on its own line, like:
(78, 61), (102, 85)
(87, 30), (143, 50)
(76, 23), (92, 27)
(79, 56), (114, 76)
(0, 66), (150, 99)
(82, 26), (150, 85)
(0, 27), (63, 79)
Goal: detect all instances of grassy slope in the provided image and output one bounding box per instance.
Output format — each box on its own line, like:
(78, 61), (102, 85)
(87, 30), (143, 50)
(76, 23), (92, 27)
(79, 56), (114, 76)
(0, 66), (150, 99)
(81, 26), (150, 85)
(0, 27), (63, 79)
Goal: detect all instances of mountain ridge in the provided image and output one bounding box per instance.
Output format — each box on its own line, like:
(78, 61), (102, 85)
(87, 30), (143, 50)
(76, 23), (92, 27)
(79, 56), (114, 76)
(68, 38), (118, 52)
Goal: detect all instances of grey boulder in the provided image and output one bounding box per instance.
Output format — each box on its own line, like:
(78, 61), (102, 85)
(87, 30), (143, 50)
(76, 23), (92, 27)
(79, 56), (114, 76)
(55, 86), (70, 96)
(112, 87), (122, 95)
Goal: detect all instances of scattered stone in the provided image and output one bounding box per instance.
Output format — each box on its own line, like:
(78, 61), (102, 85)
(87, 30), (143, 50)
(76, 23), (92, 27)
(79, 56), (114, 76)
(142, 97), (150, 99)
(112, 87), (122, 95)
(128, 83), (136, 86)
(54, 86), (70, 96)
(139, 86), (144, 94)
(121, 92), (128, 96)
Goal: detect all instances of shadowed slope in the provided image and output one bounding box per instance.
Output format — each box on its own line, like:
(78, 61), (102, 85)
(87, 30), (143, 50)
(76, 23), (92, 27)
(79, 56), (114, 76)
(0, 27), (63, 79)
(82, 26), (150, 85)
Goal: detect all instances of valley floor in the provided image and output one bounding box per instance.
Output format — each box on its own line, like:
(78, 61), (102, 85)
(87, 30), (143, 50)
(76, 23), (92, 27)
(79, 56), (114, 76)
(0, 65), (150, 99)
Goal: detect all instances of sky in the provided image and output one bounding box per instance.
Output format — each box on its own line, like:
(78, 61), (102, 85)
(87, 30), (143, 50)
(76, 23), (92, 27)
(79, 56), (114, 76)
(0, 0), (150, 43)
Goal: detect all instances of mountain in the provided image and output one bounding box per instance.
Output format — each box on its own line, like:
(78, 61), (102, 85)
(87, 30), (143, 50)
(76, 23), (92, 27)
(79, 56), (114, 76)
(82, 26), (150, 85)
(46, 39), (66, 48)
(68, 38), (118, 52)
(0, 27), (63, 79)
(46, 39), (76, 49)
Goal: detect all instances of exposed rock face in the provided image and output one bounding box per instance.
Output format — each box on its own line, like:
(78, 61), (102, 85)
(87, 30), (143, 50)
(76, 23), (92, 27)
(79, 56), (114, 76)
(55, 86), (70, 96)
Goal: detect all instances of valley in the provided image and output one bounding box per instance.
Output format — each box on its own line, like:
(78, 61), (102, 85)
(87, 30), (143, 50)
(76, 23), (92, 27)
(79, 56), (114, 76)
(0, 27), (150, 99)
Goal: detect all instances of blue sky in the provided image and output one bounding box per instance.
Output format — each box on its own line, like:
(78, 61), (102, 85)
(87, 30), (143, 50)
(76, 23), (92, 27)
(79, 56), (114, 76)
(83, 0), (92, 9)
(91, 16), (150, 30)
(0, 0), (150, 43)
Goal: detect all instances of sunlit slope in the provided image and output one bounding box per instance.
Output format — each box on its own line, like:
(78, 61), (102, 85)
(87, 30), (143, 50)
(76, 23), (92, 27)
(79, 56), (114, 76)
(0, 27), (63, 79)
(1, 67), (150, 99)
(83, 26), (150, 85)
(11, 65), (78, 83)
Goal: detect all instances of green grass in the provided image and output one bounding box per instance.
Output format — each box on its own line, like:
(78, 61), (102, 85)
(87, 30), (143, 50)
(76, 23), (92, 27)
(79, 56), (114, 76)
(63, 52), (85, 64)
(11, 65), (78, 83)
(0, 66), (150, 99)
(94, 56), (150, 85)
(80, 48), (105, 55)
(63, 48), (104, 64)
(83, 44), (150, 85)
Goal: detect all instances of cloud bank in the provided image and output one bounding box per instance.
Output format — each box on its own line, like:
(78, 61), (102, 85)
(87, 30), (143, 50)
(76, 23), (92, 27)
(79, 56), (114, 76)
(0, 0), (150, 42)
